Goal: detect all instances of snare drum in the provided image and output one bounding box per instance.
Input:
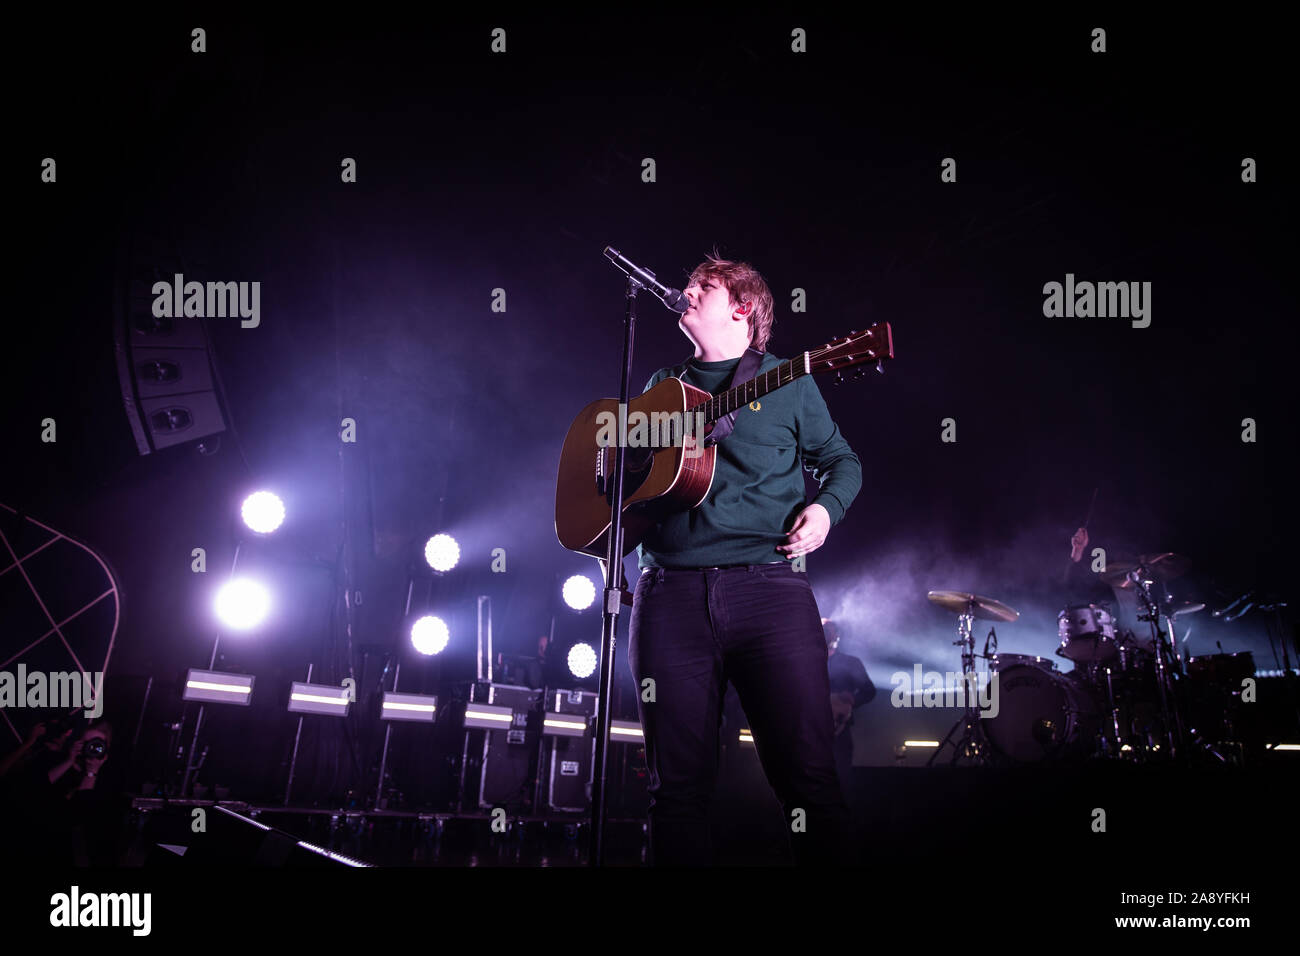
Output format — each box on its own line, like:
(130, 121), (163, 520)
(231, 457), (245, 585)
(1057, 604), (1118, 662)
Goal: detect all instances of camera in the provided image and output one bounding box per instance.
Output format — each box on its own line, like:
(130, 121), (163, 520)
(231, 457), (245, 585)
(82, 737), (107, 760)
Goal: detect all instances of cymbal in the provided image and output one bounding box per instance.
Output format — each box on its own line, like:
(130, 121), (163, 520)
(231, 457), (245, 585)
(1170, 601), (1205, 619)
(926, 590), (1020, 622)
(1098, 553), (1191, 588)
(1140, 553), (1191, 580)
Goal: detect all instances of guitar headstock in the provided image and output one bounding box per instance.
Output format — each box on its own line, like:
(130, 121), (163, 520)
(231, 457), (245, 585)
(808, 323), (894, 376)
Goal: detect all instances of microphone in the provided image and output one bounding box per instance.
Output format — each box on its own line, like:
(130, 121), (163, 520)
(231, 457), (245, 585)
(603, 247), (690, 313)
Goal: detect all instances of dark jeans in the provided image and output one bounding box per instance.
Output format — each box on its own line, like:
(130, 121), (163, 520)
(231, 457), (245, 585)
(628, 563), (855, 866)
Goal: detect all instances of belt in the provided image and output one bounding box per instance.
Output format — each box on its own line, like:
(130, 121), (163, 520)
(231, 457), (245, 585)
(644, 562), (787, 573)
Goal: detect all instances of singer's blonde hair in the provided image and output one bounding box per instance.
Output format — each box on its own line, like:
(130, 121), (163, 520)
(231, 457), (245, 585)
(687, 249), (776, 352)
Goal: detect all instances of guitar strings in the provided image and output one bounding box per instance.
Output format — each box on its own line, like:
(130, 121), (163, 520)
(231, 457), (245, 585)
(660, 337), (869, 444)
(673, 356), (808, 444)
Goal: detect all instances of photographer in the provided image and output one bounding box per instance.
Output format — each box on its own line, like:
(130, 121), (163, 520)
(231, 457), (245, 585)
(0, 718), (119, 865)
(48, 721), (112, 794)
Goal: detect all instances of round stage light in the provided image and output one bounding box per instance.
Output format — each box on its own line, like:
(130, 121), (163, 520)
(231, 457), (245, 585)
(214, 578), (272, 630)
(411, 615), (450, 656)
(241, 491), (286, 534)
(567, 642), (598, 679)
(562, 575), (597, 611)
(423, 534), (460, 572)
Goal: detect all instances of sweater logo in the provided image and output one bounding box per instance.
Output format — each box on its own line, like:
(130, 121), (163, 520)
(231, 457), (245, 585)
(748, 401), (761, 411)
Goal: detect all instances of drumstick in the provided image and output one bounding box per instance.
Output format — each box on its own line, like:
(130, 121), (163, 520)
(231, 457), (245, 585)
(1081, 487), (1099, 531)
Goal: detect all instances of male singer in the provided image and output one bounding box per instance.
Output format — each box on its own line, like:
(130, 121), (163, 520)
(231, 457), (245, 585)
(628, 252), (862, 866)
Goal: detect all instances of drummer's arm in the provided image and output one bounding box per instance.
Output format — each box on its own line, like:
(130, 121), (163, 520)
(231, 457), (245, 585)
(1070, 528), (1089, 563)
(1065, 530), (1109, 605)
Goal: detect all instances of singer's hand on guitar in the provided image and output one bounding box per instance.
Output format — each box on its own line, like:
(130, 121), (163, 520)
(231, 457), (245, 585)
(779, 503), (831, 559)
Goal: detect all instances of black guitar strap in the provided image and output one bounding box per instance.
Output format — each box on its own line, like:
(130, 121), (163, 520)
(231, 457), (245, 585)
(703, 347), (765, 446)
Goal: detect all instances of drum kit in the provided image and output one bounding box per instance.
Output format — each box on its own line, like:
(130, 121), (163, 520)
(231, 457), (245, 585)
(925, 553), (1256, 766)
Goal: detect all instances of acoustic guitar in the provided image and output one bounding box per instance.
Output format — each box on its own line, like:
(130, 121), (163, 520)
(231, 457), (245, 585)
(554, 324), (894, 558)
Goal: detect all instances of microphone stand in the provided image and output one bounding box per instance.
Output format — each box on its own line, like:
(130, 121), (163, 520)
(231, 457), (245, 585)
(587, 273), (644, 867)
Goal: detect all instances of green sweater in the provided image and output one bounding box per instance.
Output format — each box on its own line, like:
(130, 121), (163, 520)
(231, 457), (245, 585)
(636, 352), (863, 569)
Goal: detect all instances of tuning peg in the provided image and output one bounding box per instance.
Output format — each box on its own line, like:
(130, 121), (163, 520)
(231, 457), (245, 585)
(875, 360), (885, 374)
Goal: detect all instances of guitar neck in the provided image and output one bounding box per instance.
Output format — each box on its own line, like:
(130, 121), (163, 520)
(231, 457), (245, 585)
(691, 353), (810, 423)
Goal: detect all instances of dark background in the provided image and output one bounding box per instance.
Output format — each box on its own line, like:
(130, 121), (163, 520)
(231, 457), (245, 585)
(4, 11), (1295, 801)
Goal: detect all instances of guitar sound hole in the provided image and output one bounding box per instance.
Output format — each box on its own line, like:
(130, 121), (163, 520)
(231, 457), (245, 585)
(598, 446), (655, 503)
(626, 447), (654, 471)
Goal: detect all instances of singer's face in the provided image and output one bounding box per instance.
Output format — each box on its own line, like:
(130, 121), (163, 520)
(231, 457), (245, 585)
(680, 276), (745, 346)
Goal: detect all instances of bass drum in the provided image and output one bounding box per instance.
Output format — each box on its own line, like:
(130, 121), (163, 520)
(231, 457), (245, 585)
(982, 664), (1101, 763)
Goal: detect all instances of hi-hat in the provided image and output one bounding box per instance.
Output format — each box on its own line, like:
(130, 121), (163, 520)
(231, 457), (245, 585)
(1097, 554), (1141, 588)
(926, 590), (1020, 622)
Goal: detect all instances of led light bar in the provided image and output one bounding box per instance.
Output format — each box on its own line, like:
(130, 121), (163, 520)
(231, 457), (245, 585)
(287, 682), (351, 716)
(542, 712), (587, 737)
(463, 702), (513, 730)
(739, 728), (754, 745)
(380, 692), (438, 723)
(610, 719), (643, 742)
(184, 669), (254, 706)
(903, 740), (939, 748)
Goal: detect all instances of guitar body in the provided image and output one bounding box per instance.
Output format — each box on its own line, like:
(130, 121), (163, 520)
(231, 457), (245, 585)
(555, 323), (894, 558)
(555, 377), (716, 557)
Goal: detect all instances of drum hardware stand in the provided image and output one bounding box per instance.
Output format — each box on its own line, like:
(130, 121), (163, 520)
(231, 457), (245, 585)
(1096, 659), (1125, 756)
(1161, 602), (1210, 761)
(928, 605), (993, 766)
(1130, 570), (1187, 760)
(1102, 633), (1149, 758)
